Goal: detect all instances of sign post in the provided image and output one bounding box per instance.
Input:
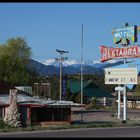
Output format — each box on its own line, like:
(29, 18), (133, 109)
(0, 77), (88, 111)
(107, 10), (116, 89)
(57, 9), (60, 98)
(118, 89), (121, 119)
(115, 86), (122, 119)
(105, 67), (137, 121)
(115, 86), (124, 119)
(123, 85), (127, 121)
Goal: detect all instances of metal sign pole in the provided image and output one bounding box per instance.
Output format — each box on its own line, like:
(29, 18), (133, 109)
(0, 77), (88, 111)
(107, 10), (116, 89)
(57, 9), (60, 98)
(115, 86), (124, 120)
(117, 86), (121, 119)
(123, 59), (127, 121)
(123, 85), (127, 121)
(81, 24), (84, 122)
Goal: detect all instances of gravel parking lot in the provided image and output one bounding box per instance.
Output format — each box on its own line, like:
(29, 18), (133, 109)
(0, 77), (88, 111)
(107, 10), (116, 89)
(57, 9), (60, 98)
(71, 108), (140, 124)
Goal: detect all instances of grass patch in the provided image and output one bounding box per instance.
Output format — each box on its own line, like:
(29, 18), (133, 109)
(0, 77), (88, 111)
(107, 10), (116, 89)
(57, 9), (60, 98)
(2, 119), (140, 132)
(70, 121), (115, 129)
(0, 122), (116, 132)
(125, 120), (140, 126)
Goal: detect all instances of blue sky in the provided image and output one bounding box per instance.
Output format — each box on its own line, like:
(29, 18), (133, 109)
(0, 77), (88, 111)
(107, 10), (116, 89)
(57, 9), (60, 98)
(0, 3), (140, 63)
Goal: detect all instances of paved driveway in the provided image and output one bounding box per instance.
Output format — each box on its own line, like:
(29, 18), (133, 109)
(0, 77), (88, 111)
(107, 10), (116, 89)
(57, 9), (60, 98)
(71, 108), (140, 123)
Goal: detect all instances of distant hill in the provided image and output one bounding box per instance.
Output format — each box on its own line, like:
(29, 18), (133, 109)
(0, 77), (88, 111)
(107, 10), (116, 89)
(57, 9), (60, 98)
(27, 59), (59, 76)
(27, 59), (124, 76)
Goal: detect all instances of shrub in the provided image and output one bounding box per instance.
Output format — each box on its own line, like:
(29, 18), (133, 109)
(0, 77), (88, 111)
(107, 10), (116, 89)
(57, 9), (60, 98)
(121, 120), (127, 124)
(0, 119), (11, 129)
(111, 114), (115, 117)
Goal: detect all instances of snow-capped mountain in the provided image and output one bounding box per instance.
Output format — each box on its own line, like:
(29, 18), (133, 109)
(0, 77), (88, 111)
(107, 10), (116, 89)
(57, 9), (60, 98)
(42, 59), (121, 68)
(43, 59), (81, 67)
(27, 58), (124, 76)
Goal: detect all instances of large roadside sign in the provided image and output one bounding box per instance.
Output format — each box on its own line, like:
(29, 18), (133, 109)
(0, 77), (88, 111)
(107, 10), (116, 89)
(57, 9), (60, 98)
(99, 45), (140, 62)
(104, 67), (138, 85)
(112, 25), (137, 45)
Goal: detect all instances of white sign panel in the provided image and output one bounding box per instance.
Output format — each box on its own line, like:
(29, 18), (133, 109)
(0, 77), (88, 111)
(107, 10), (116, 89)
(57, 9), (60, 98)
(105, 68), (138, 85)
(115, 86), (124, 91)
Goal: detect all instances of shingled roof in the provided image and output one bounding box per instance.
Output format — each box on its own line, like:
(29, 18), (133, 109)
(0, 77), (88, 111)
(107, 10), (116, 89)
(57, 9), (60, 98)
(0, 94), (84, 107)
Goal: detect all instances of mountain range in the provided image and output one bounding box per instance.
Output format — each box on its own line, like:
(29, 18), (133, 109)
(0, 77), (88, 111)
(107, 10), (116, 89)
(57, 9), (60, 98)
(27, 59), (125, 76)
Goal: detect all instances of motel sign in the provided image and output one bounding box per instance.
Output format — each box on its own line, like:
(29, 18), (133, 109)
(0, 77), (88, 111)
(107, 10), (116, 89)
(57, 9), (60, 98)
(105, 68), (138, 85)
(113, 25), (137, 44)
(100, 23), (139, 121)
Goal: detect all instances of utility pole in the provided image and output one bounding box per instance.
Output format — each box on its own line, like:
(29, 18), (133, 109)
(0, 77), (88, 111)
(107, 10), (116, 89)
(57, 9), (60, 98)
(55, 49), (68, 101)
(81, 24), (84, 122)
(123, 23), (128, 122)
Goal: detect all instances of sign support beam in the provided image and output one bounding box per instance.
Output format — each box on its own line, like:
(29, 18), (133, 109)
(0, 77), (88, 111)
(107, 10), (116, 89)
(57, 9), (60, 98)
(117, 86), (121, 119)
(123, 85), (127, 121)
(115, 86), (124, 119)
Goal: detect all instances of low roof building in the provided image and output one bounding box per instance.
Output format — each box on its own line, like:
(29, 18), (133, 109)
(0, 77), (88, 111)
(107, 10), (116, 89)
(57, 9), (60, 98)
(0, 93), (84, 127)
(67, 80), (114, 98)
